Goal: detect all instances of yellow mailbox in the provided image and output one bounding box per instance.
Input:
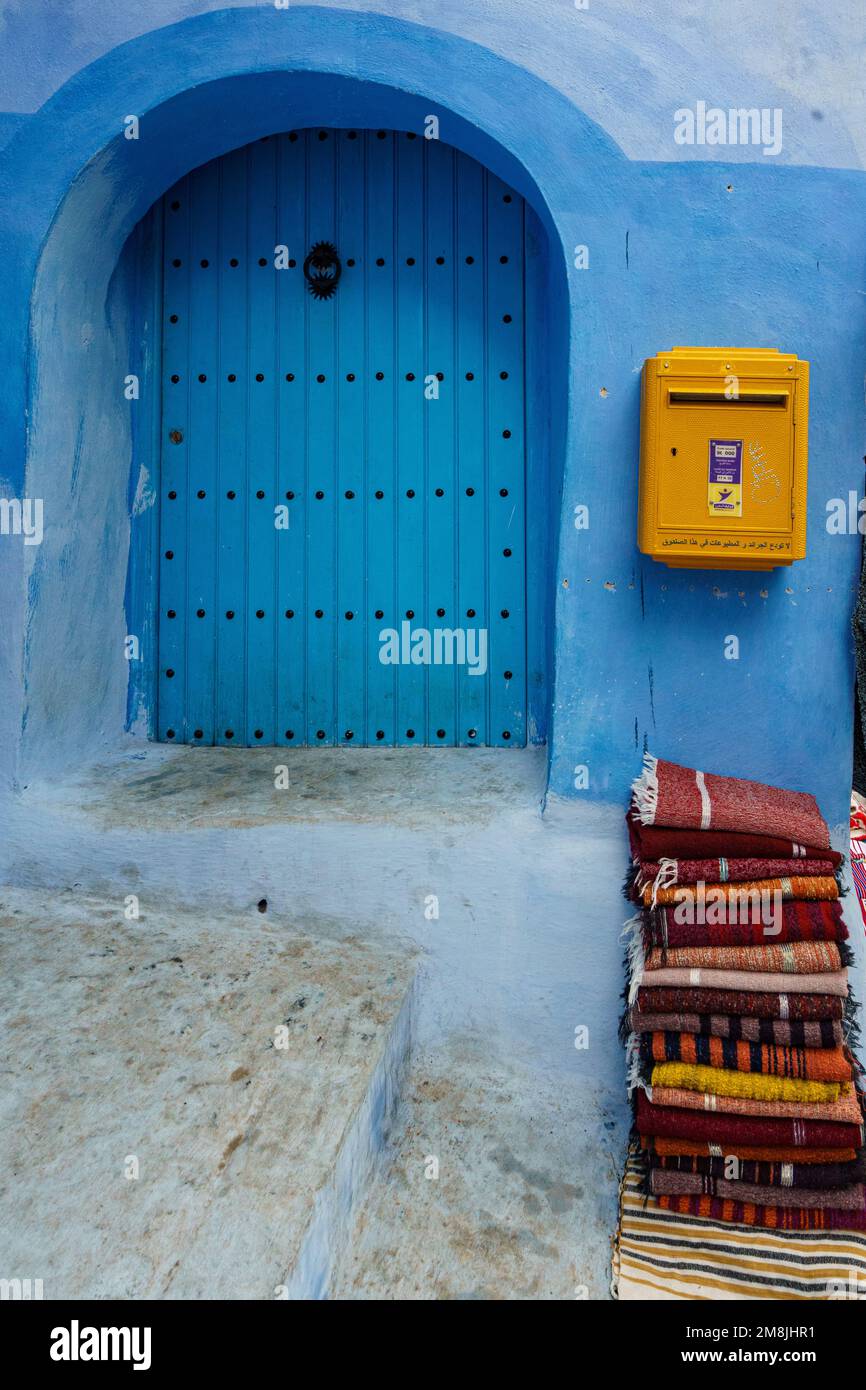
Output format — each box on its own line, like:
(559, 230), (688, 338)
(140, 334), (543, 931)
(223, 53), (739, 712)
(638, 347), (809, 569)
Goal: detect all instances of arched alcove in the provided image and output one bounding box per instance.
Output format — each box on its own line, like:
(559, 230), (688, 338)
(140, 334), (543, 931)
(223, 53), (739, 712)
(17, 50), (580, 780)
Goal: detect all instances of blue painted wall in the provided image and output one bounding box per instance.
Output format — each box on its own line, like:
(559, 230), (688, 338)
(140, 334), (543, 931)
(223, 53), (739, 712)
(0, 3), (864, 822)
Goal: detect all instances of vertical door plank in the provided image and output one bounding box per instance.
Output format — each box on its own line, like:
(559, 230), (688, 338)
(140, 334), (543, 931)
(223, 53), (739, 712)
(424, 139), (457, 745)
(486, 173), (527, 747)
(245, 138), (279, 745)
(367, 130), (399, 745)
(184, 159), (220, 744)
(393, 131), (424, 745)
(275, 131), (308, 746)
(158, 176), (191, 742)
(335, 129), (367, 745)
(455, 155), (487, 746)
(305, 128), (338, 744)
(215, 146), (250, 746)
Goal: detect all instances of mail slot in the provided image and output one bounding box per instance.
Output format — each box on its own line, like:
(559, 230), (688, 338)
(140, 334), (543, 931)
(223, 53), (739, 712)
(637, 347), (809, 569)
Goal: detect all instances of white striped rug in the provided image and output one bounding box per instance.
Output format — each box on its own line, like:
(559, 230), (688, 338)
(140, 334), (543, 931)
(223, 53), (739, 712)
(612, 1153), (866, 1300)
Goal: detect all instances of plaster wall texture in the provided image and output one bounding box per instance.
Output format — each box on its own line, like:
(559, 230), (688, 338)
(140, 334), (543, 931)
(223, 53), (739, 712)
(1, 1), (865, 168)
(0, 3), (863, 817)
(1, 6), (863, 1288)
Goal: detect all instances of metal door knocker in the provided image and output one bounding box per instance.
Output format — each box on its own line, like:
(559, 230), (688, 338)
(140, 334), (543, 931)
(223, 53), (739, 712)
(303, 241), (342, 300)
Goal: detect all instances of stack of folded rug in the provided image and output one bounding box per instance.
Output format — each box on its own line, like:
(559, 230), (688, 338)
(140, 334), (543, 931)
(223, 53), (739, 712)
(622, 754), (866, 1233)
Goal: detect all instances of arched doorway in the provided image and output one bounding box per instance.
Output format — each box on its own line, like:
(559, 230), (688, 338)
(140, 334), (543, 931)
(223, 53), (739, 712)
(10, 30), (576, 785)
(153, 129), (529, 749)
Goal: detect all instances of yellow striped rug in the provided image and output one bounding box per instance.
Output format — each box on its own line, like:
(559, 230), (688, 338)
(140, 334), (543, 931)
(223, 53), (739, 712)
(612, 1152), (866, 1300)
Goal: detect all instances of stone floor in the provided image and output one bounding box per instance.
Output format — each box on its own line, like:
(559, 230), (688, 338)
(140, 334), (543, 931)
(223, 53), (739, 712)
(331, 1037), (623, 1300)
(1, 744), (635, 1298)
(3, 747), (858, 1298)
(0, 887), (417, 1299)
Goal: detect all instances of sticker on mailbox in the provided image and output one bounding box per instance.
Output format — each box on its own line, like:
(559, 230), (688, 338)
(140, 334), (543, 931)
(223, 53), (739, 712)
(708, 439), (743, 517)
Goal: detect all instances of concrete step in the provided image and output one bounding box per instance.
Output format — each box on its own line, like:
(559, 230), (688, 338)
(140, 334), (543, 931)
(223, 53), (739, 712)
(329, 1039), (625, 1300)
(0, 887), (417, 1299)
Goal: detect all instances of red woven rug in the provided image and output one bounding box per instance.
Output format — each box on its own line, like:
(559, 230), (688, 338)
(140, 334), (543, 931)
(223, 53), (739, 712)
(626, 810), (841, 866)
(632, 754), (830, 848)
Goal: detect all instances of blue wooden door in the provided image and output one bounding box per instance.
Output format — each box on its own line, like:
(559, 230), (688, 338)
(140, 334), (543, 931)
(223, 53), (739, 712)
(157, 129), (527, 747)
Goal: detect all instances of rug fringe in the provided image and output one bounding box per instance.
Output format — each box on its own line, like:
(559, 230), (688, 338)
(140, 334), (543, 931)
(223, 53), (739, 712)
(625, 1030), (643, 1093)
(631, 750), (659, 825)
(622, 866), (640, 904)
(844, 988), (862, 1055)
(621, 913), (646, 1005)
(651, 857), (679, 906)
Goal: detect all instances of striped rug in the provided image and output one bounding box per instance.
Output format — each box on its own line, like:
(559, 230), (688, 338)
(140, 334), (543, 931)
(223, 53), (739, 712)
(612, 1152), (866, 1299)
(849, 848), (866, 933)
